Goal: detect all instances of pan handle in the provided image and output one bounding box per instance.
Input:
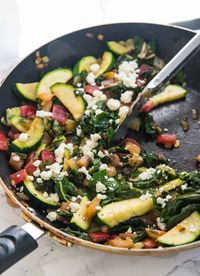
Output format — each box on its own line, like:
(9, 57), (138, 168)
(0, 225), (38, 274)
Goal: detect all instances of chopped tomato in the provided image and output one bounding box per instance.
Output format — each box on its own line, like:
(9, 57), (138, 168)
(26, 152), (37, 164)
(41, 150), (55, 164)
(89, 232), (111, 243)
(0, 131), (8, 151)
(52, 104), (68, 125)
(140, 100), (154, 113)
(84, 85), (99, 95)
(143, 238), (158, 248)
(10, 169), (27, 186)
(20, 105), (36, 118)
(25, 161), (37, 175)
(8, 127), (21, 140)
(156, 134), (177, 146)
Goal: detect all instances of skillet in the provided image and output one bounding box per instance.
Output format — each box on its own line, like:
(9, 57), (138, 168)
(0, 22), (200, 271)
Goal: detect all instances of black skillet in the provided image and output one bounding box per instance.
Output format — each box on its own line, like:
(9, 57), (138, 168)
(0, 22), (200, 273)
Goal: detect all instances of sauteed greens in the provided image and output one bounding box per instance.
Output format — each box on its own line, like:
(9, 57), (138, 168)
(1, 36), (200, 250)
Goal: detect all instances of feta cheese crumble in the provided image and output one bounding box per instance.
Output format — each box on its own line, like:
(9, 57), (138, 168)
(69, 202), (80, 213)
(33, 168), (40, 177)
(90, 63), (100, 74)
(118, 106), (129, 118)
(76, 127), (82, 136)
(46, 211), (58, 222)
(156, 217), (166, 230)
(33, 160), (41, 167)
(97, 193), (107, 200)
(181, 183), (188, 191)
(82, 133), (101, 159)
(189, 225), (197, 233)
(140, 191), (152, 201)
(115, 60), (139, 88)
(96, 181), (107, 193)
(107, 99), (121, 111)
(83, 91), (107, 109)
(36, 110), (53, 118)
(120, 91), (133, 104)
(78, 166), (92, 180)
(138, 168), (156, 180)
(18, 133), (29, 142)
(86, 72), (96, 85)
(99, 163), (108, 170)
(40, 170), (53, 180)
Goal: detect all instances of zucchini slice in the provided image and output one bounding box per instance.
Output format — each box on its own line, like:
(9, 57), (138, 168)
(10, 116), (32, 132)
(14, 82), (38, 102)
(97, 197), (153, 228)
(158, 211), (200, 246)
(37, 69), (72, 105)
(51, 83), (85, 121)
(107, 39), (134, 55)
(70, 195), (91, 230)
(96, 51), (114, 76)
(6, 107), (21, 126)
(10, 117), (44, 153)
(73, 56), (97, 76)
(24, 180), (60, 208)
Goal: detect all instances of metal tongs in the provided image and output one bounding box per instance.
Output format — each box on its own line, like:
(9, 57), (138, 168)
(114, 32), (200, 142)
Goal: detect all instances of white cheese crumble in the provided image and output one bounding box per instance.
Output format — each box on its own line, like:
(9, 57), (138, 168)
(43, 191), (49, 198)
(156, 194), (172, 208)
(96, 181), (107, 193)
(95, 206), (102, 211)
(97, 193), (107, 200)
(90, 63), (100, 74)
(49, 193), (60, 202)
(82, 133), (101, 159)
(118, 106), (129, 118)
(115, 60), (139, 88)
(83, 91), (107, 109)
(181, 183), (188, 191)
(33, 168), (40, 177)
(138, 168), (156, 180)
(99, 163), (108, 170)
(36, 178), (43, 184)
(120, 91), (133, 104)
(126, 227), (132, 233)
(78, 166), (92, 180)
(27, 175), (34, 181)
(33, 160), (41, 167)
(92, 104), (98, 110)
(76, 83), (82, 88)
(106, 99), (121, 111)
(46, 162), (62, 176)
(69, 202), (80, 213)
(46, 211), (58, 222)
(156, 217), (166, 230)
(76, 127), (82, 136)
(40, 170), (53, 180)
(140, 191), (152, 201)
(86, 72), (96, 85)
(36, 110), (53, 118)
(13, 155), (20, 162)
(71, 196), (77, 202)
(66, 143), (74, 155)
(95, 109), (103, 115)
(18, 133), (29, 142)
(97, 150), (109, 158)
(54, 143), (66, 163)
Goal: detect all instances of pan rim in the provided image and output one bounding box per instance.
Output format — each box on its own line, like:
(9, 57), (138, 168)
(0, 22), (198, 255)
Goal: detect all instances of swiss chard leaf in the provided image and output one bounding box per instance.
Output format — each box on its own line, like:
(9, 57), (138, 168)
(109, 217), (147, 234)
(141, 113), (162, 138)
(141, 151), (170, 167)
(55, 177), (78, 201)
(61, 227), (89, 240)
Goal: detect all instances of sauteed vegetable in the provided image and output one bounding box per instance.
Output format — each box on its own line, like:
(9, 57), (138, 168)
(1, 36), (200, 250)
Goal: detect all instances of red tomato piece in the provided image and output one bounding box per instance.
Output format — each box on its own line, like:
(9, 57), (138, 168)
(20, 105), (36, 118)
(89, 232), (110, 243)
(140, 100), (154, 113)
(84, 85), (99, 95)
(25, 161), (37, 175)
(0, 131), (8, 151)
(52, 104), (68, 125)
(10, 169), (27, 186)
(156, 134), (177, 146)
(143, 238), (158, 248)
(41, 150), (55, 164)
